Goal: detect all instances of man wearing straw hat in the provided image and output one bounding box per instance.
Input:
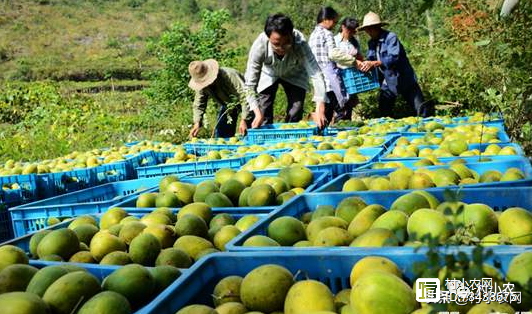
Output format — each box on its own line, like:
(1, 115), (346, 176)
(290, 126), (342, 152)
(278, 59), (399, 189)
(358, 12), (432, 118)
(188, 59), (250, 138)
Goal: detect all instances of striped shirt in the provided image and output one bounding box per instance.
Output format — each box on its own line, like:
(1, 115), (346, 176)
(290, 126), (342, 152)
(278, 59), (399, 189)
(244, 30), (327, 110)
(309, 25), (336, 92)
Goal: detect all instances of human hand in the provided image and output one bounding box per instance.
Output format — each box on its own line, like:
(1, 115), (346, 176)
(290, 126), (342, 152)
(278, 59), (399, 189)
(313, 102), (327, 128)
(359, 61), (373, 72)
(239, 119), (248, 135)
(189, 122), (201, 138)
(251, 108), (264, 129)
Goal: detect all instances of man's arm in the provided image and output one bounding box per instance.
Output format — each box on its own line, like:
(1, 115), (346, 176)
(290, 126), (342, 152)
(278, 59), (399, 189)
(379, 33), (400, 68)
(192, 89), (208, 125)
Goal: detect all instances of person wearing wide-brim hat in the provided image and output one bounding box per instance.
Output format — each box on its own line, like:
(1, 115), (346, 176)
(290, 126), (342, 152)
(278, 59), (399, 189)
(358, 12), (433, 118)
(188, 59), (250, 138)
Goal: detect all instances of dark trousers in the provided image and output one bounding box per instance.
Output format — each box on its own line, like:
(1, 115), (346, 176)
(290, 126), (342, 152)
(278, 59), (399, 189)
(378, 82), (432, 118)
(324, 92), (357, 124)
(245, 80), (306, 126)
(215, 104), (239, 138)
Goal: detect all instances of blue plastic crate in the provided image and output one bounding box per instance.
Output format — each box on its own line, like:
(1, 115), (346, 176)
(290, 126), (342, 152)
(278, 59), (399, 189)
(135, 249), (525, 314)
(382, 142), (525, 161)
(136, 157), (244, 178)
(227, 188), (532, 252)
(114, 170), (329, 208)
(9, 177), (165, 237)
(37, 168), (98, 199)
(0, 209), (13, 242)
(0, 173), (39, 205)
(246, 123), (318, 145)
(315, 157), (532, 193)
(340, 67), (380, 95)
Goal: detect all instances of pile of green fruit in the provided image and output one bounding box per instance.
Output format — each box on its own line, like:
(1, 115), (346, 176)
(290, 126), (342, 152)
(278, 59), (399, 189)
(386, 142), (518, 159)
(174, 251), (532, 314)
(340, 165), (525, 191)
(241, 149), (369, 172)
(0, 249), (182, 313)
(408, 123), (503, 143)
(136, 167), (313, 209)
(20, 203), (261, 267)
(278, 121), (314, 129)
(241, 191), (532, 248)
(187, 137), (245, 145)
(430, 112), (502, 125)
(370, 157), (498, 170)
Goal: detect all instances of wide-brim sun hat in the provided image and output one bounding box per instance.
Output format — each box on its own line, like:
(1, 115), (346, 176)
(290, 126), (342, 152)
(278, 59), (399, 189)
(188, 59), (220, 91)
(358, 11), (389, 31)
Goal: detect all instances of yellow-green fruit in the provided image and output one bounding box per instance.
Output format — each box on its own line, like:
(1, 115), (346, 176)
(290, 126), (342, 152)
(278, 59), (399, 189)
(214, 225), (241, 251)
(390, 192), (430, 216)
(412, 190), (440, 209)
(159, 175), (180, 193)
(368, 177), (391, 190)
(167, 182), (195, 205)
(349, 256), (401, 286)
(89, 231), (127, 262)
(287, 166), (313, 188)
(73, 224), (99, 245)
(194, 181), (220, 203)
(480, 233), (511, 246)
(267, 216), (306, 246)
(233, 170), (255, 187)
(350, 228), (399, 247)
(205, 192), (234, 207)
(351, 271), (416, 314)
(293, 240), (312, 247)
(215, 168), (237, 185)
(173, 235), (214, 261)
(43, 271), (101, 314)
(466, 302), (515, 314)
(69, 251), (97, 263)
(100, 208), (128, 229)
(178, 202), (213, 224)
(216, 302), (247, 314)
(499, 207), (532, 244)
(68, 215), (98, 230)
(408, 173), (435, 189)
(0, 292), (50, 314)
(306, 217), (348, 243)
(77, 291), (132, 314)
(432, 168), (460, 187)
(37, 228), (80, 260)
(479, 170), (503, 183)
(449, 163), (474, 180)
(29, 230), (51, 259)
(334, 289), (351, 310)
(501, 168), (525, 181)
(0, 264), (39, 293)
(448, 139), (468, 155)
(102, 264), (155, 308)
(0, 245), (29, 271)
(246, 184), (276, 207)
(335, 196), (368, 224)
(312, 205), (335, 220)
(347, 205), (386, 238)
(175, 214), (208, 238)
(99, 251), (132, 265)
(342, 178), (367, 192)
(313, 227), (352, 246)
(221, 179), (246, 205)
(276, 191), (296, 205)
(176, 305), (217, 314)
(240, 265), (294, 313)
(243, 235), (281, 247)
(26, 265), (69, 297)
(143, 224), (176, 249)
(129, 233), (161, 266)
(284, 280), (335, 314)
(213, 276), (243, 306)
(151, 265), (182, 294)
(155, 248), (192, 268)
(118, 221), (147, 245)
(407, 209), (450, 243)
(457, 204), (498, 239)
(136, 193), (158, 208)
(235, 215), (260, 232)
(436, 201), (466, 226)
(210, 214), (236, 230)
(155, 191), (181, 208)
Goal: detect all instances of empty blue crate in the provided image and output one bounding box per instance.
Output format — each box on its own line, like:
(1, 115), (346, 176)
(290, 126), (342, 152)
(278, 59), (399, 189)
(246, 123), (317, 144)
(340, 67), (380, 95)
(227, 188), (532, 253)
(9, 177), (162, 237)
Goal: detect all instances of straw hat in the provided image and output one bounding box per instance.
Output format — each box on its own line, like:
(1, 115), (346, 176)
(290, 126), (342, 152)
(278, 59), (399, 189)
(188, 59), (220, 91)
(358, 12), (388, 31)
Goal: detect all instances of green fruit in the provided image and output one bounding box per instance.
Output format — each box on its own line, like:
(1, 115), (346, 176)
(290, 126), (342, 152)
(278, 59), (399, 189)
(240, 265), (294, 313)
(246, 184), (276, 207)
(448, 139), (468, 156)
(213, 225), (241, 251)
(505, 251), (532, 309)
(407, 209), (450, 242)
(347, 205), (386, 238)
(335, 196), (368, 224)
(334, 289), (351, 310)
(412, 190), (439, 209)
(37, 228), (80, 260)
(141, 213), (172, 226)
(0, 245), (29, 271)
(390, 192), (430, 216)
(0, 292), (50, 314)
(143, 224), (176, 248)
(350, 228), (399, 247)
(209, 213), (236, 230)
(26, 265), (69, 297)
(216, 302), (247, 314)
(276, 191), (296, 205)
(159, 175), (180, 193)
(129, 233), (162, 266)
(100, 207), (128, 229)
(351, 271), (416, 314)
(233, 170), (255, 187)
(480, 233), (511, 246)
(457, 203), (498, 238)
(177, 305), (217, 314)
(235, 215), (260, 232)
(102, 264), (155, 307)
(29, 230), (51, 259)
(466, 302), (515, 314)
(408, 173), (435, 189)
(215, 168), (236, 185)
(243, 235), (281, 247)
(267, 216), (306, 246)
(107, 224), (123, 236)
(349, 256), (401, 286)
(175, 214), (208, 238)
(73, 224), (99, 245)
(156, 192), (181, 208)
(68, 215), (98, 230)
(479, 170), (503, 183)
(155, 248), (192, 268)
(89, 231), (127, 262)
(178, 202), (213, 224)
(238, 187), (252, 207)
(206, 192), (234, 208)
(136, 193), (158, 208)
(313, 227), (352, 246)
(43, 271), (101, 314)
(368, 177), (391, 190)
(99, 251), (132, 265)
(0, 264), (38, 293)
(293, 240), (312, 247)
(306, 217), (347, 243)
(193, 180), (220, 203)
(77, 291), (132, 314)
(69, 251), (97, 263)
(221, 179), (247, 205)
(166, 182), (194, 205)
(40, 254), (63, 261)
(118, 221), (147, 245)
(213, 276), (243, 306)
(173, 235), (214, 261)
(311, 205), (335, 220)
(432, 168), (461, 187)
(499, 207), (532, 244)
(342, 178), (367, 191)
(150, 265), (181, 293)
(287, 166), (313, 188)
(284, 280), (335, 314)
